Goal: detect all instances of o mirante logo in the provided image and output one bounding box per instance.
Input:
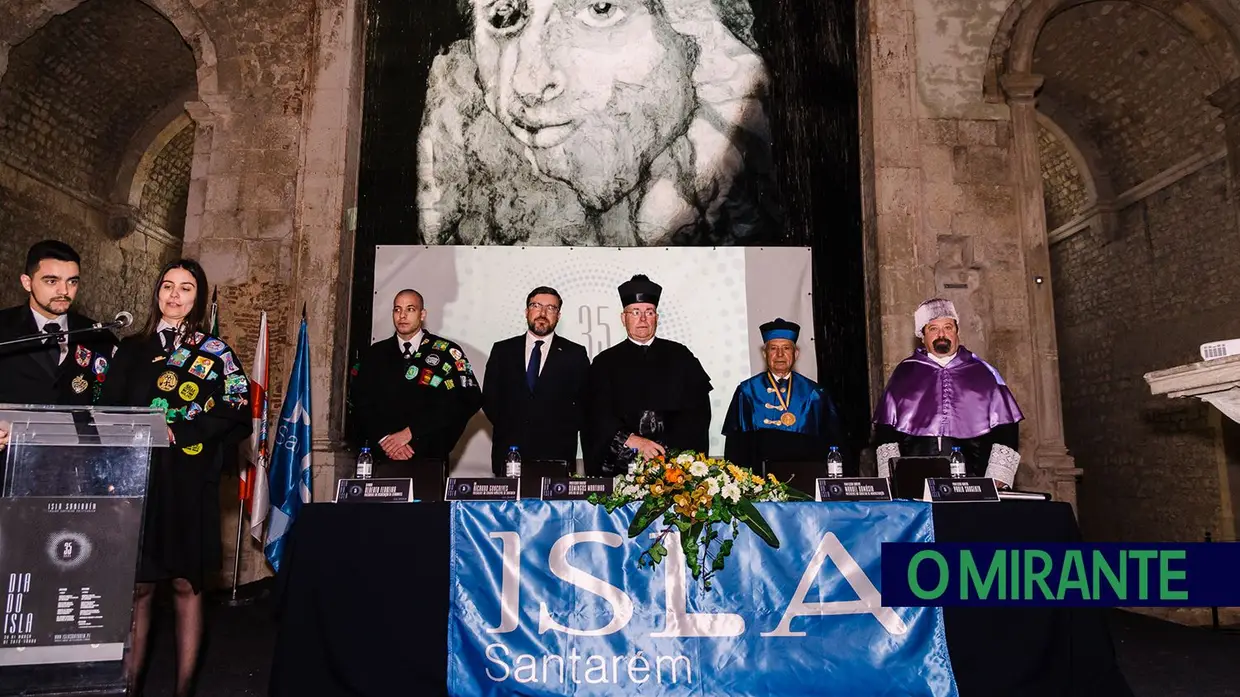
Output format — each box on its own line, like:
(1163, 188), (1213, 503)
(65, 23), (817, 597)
(879, 542), (1240, 607)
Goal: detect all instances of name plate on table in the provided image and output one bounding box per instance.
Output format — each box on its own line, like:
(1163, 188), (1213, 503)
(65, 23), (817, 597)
(923, 477), (1000, 503)
(816, 477), (892, 502)
(334, 478), (413, 503)
(540, 477), (614, 500)
(445, 477), (520, 501)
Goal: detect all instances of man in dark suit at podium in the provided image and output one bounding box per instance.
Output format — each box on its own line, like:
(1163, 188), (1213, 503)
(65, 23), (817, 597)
(482, 287), (590, 476)
(0, 240), (116, 408)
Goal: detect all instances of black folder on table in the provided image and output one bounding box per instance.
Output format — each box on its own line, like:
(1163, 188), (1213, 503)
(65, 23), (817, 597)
(890, 456), (951, 499)
(520, 459), (571, 499)
(375, 458), (447, 502)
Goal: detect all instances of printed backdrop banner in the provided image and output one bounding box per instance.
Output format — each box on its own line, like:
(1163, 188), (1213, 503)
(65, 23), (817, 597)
(448, 500), (959, 696)
(372, 246), (816, 475)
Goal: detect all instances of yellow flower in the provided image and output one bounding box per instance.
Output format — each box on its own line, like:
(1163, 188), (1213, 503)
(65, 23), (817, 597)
(768, 473), (779, 484)
(751, 474), (763, 485)
(651, 483), (665, 496)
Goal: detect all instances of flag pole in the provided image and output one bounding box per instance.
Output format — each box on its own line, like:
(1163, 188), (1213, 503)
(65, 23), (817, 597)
(227, 490), (248, 606)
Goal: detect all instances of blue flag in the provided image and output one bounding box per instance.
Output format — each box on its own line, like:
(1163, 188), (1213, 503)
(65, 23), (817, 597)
(264, 312), (313, 572)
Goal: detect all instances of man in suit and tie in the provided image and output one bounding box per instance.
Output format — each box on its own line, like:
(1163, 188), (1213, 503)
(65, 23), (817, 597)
(0, 240), (117, 408)
(482, 286), (591, 476)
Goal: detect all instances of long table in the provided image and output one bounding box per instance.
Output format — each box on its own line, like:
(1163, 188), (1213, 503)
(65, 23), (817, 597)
(268, 500), (1134, 697)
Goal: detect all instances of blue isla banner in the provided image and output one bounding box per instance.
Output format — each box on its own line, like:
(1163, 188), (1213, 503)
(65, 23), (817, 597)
(448, 500), (959, 696)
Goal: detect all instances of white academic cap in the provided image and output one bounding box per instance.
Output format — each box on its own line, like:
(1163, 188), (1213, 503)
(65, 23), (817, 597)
(914, 298), (959, 338)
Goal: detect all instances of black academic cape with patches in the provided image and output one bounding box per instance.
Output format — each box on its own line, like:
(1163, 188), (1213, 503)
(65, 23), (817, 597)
(0, 304), (117, 406)
(101, 330), (252, 591)
(584, 337), (712, 476)
(353, 332), (483, 462)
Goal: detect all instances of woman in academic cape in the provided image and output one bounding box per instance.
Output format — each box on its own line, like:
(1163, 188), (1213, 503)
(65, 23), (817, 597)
(101, 259), (251, 696)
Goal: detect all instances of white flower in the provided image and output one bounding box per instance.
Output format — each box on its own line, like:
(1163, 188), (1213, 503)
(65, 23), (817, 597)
(721, 482), (741, 503)
(705, 478), (720, 497)
(675, 453), (695, 465)
(689, 461), (709, 477)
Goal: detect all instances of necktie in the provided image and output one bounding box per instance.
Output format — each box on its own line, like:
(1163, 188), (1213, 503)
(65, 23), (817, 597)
(526, 340), (544, 392)
(402, 341), (413, 360)
(778, 377), (789, 393)
(41, 322), (62, 371)
(161, 328), (177, 352)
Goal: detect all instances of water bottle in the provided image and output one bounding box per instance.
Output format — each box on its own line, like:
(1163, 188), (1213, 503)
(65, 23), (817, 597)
(949, 447), (966, 478)
(355, 447), (373, 479)
(505, 446), (522, 478)
(827, 446), (844, 479)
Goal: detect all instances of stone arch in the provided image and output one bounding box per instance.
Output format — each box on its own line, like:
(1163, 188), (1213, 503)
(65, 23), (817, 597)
(1034, 109), (1102, 206)
(0, 0), (225, 100)
(112, 88), (198, 211)
(985, 0), (1240, 103)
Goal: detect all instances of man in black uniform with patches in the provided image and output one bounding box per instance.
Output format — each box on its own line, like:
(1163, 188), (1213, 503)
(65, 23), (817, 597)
(0, 240), (117, 408)
(353, 289), (482, 470)
(584, 274), (713, 476)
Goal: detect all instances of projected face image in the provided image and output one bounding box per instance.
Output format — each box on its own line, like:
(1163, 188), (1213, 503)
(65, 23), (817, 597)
(417, 0), (778, 246)
(473, 0), (695, 210)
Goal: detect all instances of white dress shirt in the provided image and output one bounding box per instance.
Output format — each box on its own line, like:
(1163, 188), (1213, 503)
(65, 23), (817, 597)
(525, 331), (554, 375)
(929, 350), (958, 367)
(628, 335), (656, 347)
(31, 307), (67, 364)
(397, 329), (424, 358)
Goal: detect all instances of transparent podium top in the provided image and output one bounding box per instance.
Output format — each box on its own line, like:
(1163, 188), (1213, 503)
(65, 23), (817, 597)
(0, 404), (168, 498)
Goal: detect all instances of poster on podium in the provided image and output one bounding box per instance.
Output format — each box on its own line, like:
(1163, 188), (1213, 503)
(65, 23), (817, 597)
(0, 496), (144, 666)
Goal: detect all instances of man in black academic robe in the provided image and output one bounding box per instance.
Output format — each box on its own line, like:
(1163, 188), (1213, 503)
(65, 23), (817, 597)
(352, 289), (482, 469)
(584, 274), (712, 476)
(0, 240), (116, 408)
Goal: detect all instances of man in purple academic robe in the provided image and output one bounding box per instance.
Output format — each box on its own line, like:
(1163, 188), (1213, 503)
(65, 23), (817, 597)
(872, 298), (1023, 488)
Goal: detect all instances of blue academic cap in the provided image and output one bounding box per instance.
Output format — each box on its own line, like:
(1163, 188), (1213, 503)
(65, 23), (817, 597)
(760, 318), (800, 343)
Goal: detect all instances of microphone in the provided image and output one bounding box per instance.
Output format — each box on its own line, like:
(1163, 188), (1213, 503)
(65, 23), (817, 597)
(90, 311), (133, 331)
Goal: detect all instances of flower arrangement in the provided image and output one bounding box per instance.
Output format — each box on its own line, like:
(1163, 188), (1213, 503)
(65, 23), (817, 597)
(590, 451), (812, 591)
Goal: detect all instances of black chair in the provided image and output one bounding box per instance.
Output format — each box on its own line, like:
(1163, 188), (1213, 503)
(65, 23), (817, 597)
(762, 460), (827, 497)
(518, 459), (570, 499)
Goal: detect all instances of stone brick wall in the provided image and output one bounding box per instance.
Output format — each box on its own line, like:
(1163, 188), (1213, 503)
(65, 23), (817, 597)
(1037, 123), (1088, 230)
(1052, 160), (1239, 543)
(0, 163), (180, 323)
(0, 0), (196, 198)
(1032, 2), (1225, 191)
(138, 122), (194, 237)
(0, 0), (193, 323)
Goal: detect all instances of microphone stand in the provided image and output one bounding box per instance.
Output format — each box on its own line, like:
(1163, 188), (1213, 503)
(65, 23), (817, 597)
(0, 323), (125, 351)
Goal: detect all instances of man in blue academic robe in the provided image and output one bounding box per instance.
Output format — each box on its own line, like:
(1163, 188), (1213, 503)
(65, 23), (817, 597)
(722, 318), (848, 473)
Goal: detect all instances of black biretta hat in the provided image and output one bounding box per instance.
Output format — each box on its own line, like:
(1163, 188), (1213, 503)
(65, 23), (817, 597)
(618, 274), (662, 307)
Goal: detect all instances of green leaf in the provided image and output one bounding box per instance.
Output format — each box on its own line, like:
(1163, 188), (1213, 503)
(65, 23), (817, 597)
(628, 498), (672, 537)
(735, 499), (780, 548)
(681, 523), (703, 579)
(648, 541), (667, 565)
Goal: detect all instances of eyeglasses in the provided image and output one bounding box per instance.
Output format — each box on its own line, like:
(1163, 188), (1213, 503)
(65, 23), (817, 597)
(623, 309), (658, 319)
(527, 302), (560, 314)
